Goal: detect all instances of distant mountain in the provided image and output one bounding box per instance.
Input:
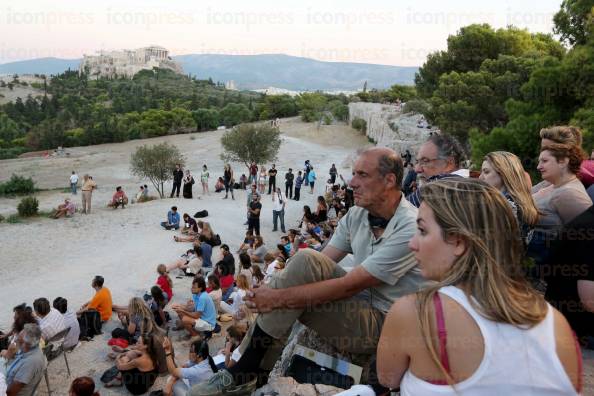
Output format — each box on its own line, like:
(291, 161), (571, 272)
(174, 54), (417, 91)
(0, 57), (80, 75)
(0, 54), (418, 91)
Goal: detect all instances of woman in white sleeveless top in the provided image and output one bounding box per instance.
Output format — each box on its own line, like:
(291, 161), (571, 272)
(377, 178), (582, 395)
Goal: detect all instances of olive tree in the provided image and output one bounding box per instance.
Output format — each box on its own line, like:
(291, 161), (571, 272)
(130, 143), (185, 198)
(220, 123), (282, 171)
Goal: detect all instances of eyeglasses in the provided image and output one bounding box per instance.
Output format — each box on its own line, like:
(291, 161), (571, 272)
(414, 157), (446, 167)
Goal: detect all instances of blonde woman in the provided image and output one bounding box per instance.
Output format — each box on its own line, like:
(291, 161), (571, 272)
(479, 151), (539, 244)
(258, 166), (267, 194)
(111, 297), (156, 344)
(377, 179), (582, 395)
(220, 274), (251, 316)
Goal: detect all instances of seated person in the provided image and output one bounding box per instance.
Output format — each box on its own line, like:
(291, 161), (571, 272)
(251, 265), (265, 288)
(171, 276), (217, 336)
(239, 174), (248, 190)
(134, 185), (145, 203)
(218, 325), (247, 370)
(163, 337), (217, 396)
(280, 236), (292, 257)
(214, 177), (225, 193)
(156, 264), (174, 300)
(77, 275), (113, 323)
(108, 186), (128, 209)
(32, 297), (66, 342)
(207, 275), (222, 313)
(106, 331), (158, 393)
(176, 214), (199, 242)
(161, 206), (180, 230)
(237, 232), (255, 254)
(237, 253), (253, 281)
(111, 297), (153, 345)
(216, 261), (235, 303)
(148, 286), (169, 327)
(69, 376), (98, 396)
(220, 274), (250, 317)
(4, 324), (46, 396)
(166, 249), (197, 273)
(247, 236), (267, 263)
(0, 304), (37, 353)
(195, 235), (213, 269)
(52, 197), (76, 219)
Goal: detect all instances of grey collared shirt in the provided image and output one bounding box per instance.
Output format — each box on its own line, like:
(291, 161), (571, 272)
(6, 346), (46, 395)
(328, 195), (428, 313)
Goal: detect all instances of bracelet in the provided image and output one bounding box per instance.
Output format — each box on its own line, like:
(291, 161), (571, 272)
(166, 353), (172, 357)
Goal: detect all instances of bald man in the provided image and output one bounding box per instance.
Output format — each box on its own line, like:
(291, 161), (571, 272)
(190, 147), (427, 395)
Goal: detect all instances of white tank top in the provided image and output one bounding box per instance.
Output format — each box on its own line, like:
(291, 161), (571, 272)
(400, 285), (579, 396)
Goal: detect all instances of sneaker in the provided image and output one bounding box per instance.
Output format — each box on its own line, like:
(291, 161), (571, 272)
(188, 370), (257, 396)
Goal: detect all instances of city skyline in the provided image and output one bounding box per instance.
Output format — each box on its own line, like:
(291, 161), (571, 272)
(1, 0), (563, 67)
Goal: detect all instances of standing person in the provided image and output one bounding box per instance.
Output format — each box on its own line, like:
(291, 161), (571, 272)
(268, 164), (277, 194)
(249, 162), (258, 186)
(304, 160), (311, 182)
(81, 174), (97, 214)
(285, 168), (294, 199)
(258, 166), (267, 195)
(329, 164), (337, 185)
(70, 171), (79, 195)
(376, 179), (582, 395)
(248, 195), (262, 236)
(245, 184), (261, 225)
(272, 187), (286, 233)
(223, 164), (235, 200)
(183, 170), (195, 199)
(200, 165), (210, 195)
(308, 166), (317, 194)
(294, 171), (303, 201)
(170, 164), (183, 198)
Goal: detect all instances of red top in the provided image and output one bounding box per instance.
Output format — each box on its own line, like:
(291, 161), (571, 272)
(156, 275), (173, 299)
(579, 160), (594, 188)
(219, 274), (234, 289)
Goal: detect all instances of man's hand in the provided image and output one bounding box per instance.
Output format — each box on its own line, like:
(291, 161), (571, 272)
(244, 286), (282, 313)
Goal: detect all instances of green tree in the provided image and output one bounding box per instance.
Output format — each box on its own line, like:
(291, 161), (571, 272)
(192, 108), (220, 131)
(219, 103), (252, 127)
(130, 143), (185, 198)
(553, 0), (594, 46)
(296, 93), (328, 122)
(220, 123), (282, 171)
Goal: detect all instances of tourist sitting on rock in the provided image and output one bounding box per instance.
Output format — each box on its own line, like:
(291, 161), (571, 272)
(181, 213), (199, 234)
(163, 336), (217, 396)
(52, 197), (76, 218)
(172, 276), (217, 337)
(251, 265), (265, 288)
(195, 234), (213, 269)
(215, 260), (235, 303)
(207, 275), (222, 313)
(108, 186), (128, 209)
(134, 185), (145, 202)
(237, 253), (253, 281)
(161, 206), (180, 230)
(0, 303), (36, 353)
(237, 232), (255, 254)
(105, 326), (159, 393)
(190, 148), (426, 395)
(111, 297), (154, 345)
(156, 264), (174, 301)
(247, 236), (266, 263)
(377, 179), (582, 395)
(214, 177), (225, 193)
(218, 325), (247, 370)
(148, 286), (169, 327)
(279, 236), (292, 257)
(407, 134), (468, 207)
(220, 274), (250, 317)
(166, 248), (197, 273)
(4, 324), (46, 396)
(33, 297), (66, 342)
(77, 275), (113, 324)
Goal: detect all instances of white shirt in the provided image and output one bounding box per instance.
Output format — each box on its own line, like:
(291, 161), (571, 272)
(272, 191), (285, 211)
(70, 174), (79, 184)
(180, 359), (214, 387)
(0, 370), (6, 396)
(62, 311), (80, 349)
(38, 308), (66, 341)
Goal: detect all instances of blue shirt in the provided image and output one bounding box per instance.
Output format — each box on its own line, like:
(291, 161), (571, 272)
(295, 176), (303, 188)
(406, 173), (462, 208)
(168, 211), (180, 226)
(180, 359), (214, 386)
(192, 291), (217, 327)
(308, 171), (316, 183)
(201, 242), (213, 267)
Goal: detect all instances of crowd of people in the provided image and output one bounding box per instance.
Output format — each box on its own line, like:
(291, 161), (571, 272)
(1, 124), (593, 395)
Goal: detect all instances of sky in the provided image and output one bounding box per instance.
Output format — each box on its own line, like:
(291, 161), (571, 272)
(0, 0), (563, 66)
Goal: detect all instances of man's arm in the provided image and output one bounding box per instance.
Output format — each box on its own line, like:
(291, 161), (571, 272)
(246, 265), (382, 312)
(321, 245), (348, 263)
(7, 381), (25, 396)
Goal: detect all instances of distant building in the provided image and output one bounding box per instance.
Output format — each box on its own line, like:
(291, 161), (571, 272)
(79, 45), (183, 79)
(225, 80), (238, 90)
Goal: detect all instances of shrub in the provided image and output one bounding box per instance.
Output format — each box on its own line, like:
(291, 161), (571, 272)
(17, 196), (39, 217)
(6, 214), (20, 223)
(0, 214), (4, 222)
(0, 174), (35, 196)
(403, 99), (430, 115)
(351, 118), (367, 133)
(322, 114), (333, 125)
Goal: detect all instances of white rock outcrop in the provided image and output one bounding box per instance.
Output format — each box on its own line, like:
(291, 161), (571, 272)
(348, 102), (436, 156)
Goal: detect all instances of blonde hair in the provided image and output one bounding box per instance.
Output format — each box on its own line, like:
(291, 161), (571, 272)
(540, 125), (583, 147)
(127, 297), (157, 334)
(483, 151), (539, 226)
(157, 264), (173, 290)
(236, 274), (251, 291)
(417, 179), (547, 384)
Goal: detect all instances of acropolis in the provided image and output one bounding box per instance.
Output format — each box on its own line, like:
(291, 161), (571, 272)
(79, 45), (183, 78)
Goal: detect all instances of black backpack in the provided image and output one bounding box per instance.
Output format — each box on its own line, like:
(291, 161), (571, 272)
(194, 210), (209, 218)
(78, 310), (102, 340)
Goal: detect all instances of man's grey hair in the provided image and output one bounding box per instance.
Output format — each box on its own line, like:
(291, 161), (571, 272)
(427, 135), (466, 168)
(22, 323), (42, 346)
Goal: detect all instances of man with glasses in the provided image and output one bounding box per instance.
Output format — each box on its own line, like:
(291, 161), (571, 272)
(407, 134), (467, 207)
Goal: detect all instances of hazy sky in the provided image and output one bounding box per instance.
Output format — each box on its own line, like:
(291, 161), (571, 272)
(0, 0), (563, 66)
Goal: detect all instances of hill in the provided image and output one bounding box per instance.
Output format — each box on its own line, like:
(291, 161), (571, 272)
(0, 54), (417, 91)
